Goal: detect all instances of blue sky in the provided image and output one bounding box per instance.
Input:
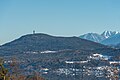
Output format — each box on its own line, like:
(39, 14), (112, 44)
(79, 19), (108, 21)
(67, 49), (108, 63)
(0, 0), (120, 44)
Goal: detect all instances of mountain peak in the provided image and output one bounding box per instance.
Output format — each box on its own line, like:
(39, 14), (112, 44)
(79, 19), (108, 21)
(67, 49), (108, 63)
(101, 31), (119, 38)
(80, 31), (120, 44)
(22, 33), (53, 37)
(101, 33), (120, 45)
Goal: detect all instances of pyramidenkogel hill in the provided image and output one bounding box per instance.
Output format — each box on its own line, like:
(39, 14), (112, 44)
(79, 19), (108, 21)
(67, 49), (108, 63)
(0, 33), (106, 54)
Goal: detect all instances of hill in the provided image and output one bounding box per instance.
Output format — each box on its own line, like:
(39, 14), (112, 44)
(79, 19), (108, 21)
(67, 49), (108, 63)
(0, 33), (106, 55)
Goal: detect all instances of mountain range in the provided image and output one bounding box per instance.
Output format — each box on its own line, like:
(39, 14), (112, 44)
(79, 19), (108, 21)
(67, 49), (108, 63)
(1, 33), (119, 80)
(0, 32), (119, 57)
(80, 31), (120, 46)
(0, 32), (120, 80)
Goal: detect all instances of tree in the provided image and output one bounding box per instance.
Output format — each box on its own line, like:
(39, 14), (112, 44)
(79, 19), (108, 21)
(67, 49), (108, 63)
(0, 58), (9, 80)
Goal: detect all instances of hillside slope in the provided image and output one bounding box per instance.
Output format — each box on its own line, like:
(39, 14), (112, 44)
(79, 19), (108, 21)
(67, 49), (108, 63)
(0, 33), (106, 55)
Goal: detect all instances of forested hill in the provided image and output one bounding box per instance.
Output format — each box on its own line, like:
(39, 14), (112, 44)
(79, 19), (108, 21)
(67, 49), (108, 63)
(0, 33), (106, 55)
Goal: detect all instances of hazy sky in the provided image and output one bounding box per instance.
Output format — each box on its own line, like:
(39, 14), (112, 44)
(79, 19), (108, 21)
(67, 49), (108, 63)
(0, 0), (120, 45)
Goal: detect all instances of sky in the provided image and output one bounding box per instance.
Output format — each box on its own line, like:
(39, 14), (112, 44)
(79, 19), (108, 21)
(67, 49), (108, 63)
(0, 0), (120, 45)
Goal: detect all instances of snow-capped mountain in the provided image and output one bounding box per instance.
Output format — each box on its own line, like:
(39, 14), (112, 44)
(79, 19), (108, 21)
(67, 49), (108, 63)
(80, 31), (120, 44)
(101, 31), (119, 38)
(101, 33), (120, 45)
(80, 33), (105, 43)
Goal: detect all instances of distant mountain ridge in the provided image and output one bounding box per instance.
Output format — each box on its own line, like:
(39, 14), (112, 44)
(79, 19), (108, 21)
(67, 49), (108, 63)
(80, 33), (105, 43)
(101, 33), (120, 45)
(80, 31), (120, 46)
(0, 33), (106, 55)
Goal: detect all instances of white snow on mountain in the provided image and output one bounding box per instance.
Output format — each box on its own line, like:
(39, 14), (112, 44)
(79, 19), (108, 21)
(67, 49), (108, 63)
(80, 31), (120, 45)
(101, 33), (120, 45)
(80, 33), (105, 43)
(101, 31), (119, 38)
